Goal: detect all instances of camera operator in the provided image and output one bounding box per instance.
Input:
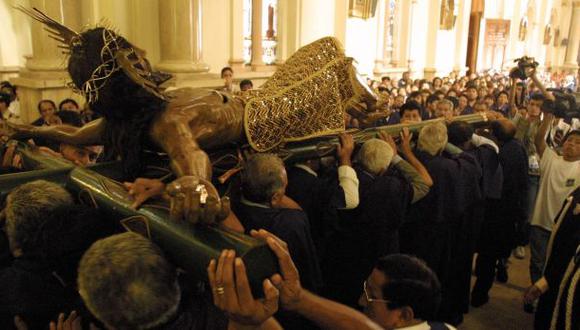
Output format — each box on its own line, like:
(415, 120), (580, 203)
(524, 65), (580, 313)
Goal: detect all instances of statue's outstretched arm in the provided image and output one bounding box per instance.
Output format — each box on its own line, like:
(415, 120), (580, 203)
(0, 118), (106, 146)
(152, 117), (212, 179)
(150, 118), (231, 225)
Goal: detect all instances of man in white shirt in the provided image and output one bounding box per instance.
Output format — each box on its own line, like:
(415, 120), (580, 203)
(528, 110), (580, 310)
(285, 133), (359, 260)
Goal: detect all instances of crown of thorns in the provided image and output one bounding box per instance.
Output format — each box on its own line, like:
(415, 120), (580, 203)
(16, 6), (166, 103)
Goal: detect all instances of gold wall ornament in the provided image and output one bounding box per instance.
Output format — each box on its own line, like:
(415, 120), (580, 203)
(440, 0), (455, 30)
(519, 17), (528, 41)
(544, 24), (552, 45)
(349, 0), (379, 19)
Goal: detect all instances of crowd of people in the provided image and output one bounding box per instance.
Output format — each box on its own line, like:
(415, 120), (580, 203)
(0, 64), (579, 330)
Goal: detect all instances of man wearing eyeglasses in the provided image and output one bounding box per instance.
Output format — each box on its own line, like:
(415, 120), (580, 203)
(359, 254), (456, 330)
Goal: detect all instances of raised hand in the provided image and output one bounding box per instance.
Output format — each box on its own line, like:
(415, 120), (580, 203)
(250, 229), (303, 311)
(523, 284), (542, 305)
(336, 133), (355, 166)
(166, 176), (230, 225)
(399, 127), (413, 154)
(49, 311), (82, 330)
(378, 131), (398, 156)
(207, 249), (279, 326)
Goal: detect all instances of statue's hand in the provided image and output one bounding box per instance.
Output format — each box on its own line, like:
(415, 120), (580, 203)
(166, 176), (230, 225)
(0, 120), (34, 144)
(124, 178), (167, 209)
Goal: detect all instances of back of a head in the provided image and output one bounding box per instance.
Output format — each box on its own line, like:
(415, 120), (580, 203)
(375, 254), (441, 321)
(56, 110), (83, 127)
(78, 232), (180, 330)
(59, 98), (79, 111)
(242, 153), (286, 203)
(447, 121), (474, 146)
(418, 123), (448, 156)
(529, 93), (546, 102)
(5, 180), (73, 254)
(0, 92), (12, 107)
(356, 138), (394, 176)
(491, 119), (516, 143)
(38, 205), (115, 282)
(426, 94), (439, 106)
(445, 96), (459, 109)
(408, 91), (421, 100)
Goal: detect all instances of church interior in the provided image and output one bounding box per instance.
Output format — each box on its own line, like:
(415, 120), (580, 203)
(0, 0), (578, 329)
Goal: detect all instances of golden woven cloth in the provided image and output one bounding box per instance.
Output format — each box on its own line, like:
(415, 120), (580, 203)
(243, 37), (367, 152)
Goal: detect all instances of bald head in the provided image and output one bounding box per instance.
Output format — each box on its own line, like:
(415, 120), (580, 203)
(491, 119), (516, 143)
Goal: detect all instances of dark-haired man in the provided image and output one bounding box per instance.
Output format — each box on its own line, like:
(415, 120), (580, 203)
(0, 83), (20, 124)
(0, 181), (114, 329)
(359, 254), (456, 330)
(58, 98), (80, 113)
(468, 120), (528, 307)
(424, 94), (439, 120)
(511, 92), (545, 260)
(460, 85), (478, 115)
(0, 93), (13, 122)
(400, 101), (422, 124)
(524, 187), (580, 330)
(220, 67), (237, 93)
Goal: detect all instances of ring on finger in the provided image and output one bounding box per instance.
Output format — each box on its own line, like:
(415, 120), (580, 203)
(216, 286), (225, 295)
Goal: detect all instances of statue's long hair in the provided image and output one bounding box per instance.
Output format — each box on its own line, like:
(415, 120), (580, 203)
(67, 28), (167, 178)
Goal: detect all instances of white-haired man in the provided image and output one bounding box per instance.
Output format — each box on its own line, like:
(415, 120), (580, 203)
(322, 128), (432, 308)
(399, 123), (482, 325)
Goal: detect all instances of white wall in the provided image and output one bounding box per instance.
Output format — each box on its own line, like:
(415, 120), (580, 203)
(345, 15), (378, 76)
(435, 30), (458, 74)
(299, 0), (337, 46)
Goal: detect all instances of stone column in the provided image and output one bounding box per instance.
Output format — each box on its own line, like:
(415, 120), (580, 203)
(423, 0), (441, 80)
(563, 1), (580, 69)
(251, 0), (265, 69)
(12, 0), (83, 124)
(334, 0), (349, 48)
(229, 0), (246, 70)
(390, 0), (402, 67)
(554, 0), (573, 68)
(157, 0), (209, 73)
(406, 0), (418, 73)
(454, 0), (472, 74)
(25, 0), (81, 72)
(534, 0), (550, 64)
(373, 0), (386, 74)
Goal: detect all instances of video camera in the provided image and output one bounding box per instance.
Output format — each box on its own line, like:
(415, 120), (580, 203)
(543, 89), (580, 119)
(509, 56), (539, 80)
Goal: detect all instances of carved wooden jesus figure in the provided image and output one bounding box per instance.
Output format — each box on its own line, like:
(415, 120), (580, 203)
(1, 7), (377, 224)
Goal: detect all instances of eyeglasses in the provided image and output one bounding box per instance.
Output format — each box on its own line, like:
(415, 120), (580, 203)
(363, 280), (391, 304)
